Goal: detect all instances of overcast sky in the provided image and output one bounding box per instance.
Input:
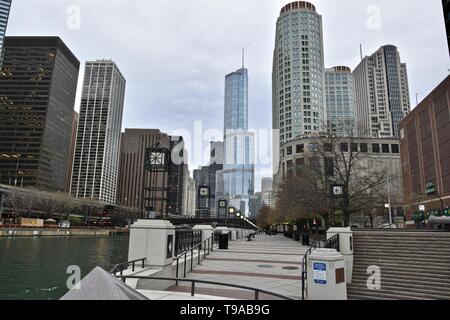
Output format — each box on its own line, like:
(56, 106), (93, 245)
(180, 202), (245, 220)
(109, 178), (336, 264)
(6, 0), (449, 191)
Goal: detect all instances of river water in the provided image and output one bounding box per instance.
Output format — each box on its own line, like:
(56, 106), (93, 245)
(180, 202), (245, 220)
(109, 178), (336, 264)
(0, 236), (129, 300)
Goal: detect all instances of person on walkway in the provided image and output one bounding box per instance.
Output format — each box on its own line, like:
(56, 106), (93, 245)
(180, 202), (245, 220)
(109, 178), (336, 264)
(413, 212), (420, 229)
(420, 211), (426, 230)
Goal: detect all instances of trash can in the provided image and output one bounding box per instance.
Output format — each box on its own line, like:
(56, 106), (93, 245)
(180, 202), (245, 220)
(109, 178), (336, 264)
(219, 232), (229, 250)
(302, 234), (310, 246)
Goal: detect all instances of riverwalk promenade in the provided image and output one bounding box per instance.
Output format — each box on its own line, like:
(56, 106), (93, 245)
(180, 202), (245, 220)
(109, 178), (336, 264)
(158, 234), (309, 300)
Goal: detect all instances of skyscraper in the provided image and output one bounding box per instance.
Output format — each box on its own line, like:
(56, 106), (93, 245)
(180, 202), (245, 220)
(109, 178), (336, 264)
(0, 37), (80, 191)
(117, 129), (170, 210)
(353, 45), (410, 138)
(0, 0), (12, 63)
(272, 1), (326, 147)
(65, 111), (79, 193)
(71, 60), (126, 204)
(217, 65), (255, 215)
(443, 0), (450, 54)
(325, 66), (357, 136)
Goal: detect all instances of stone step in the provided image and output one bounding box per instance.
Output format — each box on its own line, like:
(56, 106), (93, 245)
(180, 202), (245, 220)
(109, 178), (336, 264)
(353, 256), (450, 267)
(353, 232), (450, 237)
(347, 289), (434, 301)
(348, 282), (450, 299)
(351, 274), (450, 290)
(353, 239), (450, 247)
(353, 256), (450, 270)
(352, 266), (450, 279)
(353, 239), (450, 245)
(354, 250), (450, 261)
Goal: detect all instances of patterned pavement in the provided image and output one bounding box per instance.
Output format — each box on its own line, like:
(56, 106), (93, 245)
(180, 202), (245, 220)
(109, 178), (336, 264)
(167, 234), (310, 300)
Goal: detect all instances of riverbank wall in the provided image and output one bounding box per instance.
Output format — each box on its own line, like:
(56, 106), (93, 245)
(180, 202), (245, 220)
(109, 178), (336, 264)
(0, 228), (128, 237)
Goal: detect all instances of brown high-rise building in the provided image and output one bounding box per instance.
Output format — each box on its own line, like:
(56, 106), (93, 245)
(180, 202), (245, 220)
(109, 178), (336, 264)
(65, 111), (78, 193)
(117, 129), (171, 211)
(400, 75), (450, 216)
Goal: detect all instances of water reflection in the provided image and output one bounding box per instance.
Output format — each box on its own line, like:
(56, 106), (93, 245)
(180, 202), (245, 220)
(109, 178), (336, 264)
(0, 236), (129, 300)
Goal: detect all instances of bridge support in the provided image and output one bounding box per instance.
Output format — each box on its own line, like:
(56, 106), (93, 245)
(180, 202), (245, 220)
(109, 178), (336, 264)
(327, 227), (354, 284)
(128, 220), (175, 267)
(193, 225), (214, 244)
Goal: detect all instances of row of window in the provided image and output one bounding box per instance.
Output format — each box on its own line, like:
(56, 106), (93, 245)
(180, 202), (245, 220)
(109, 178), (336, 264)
(284, 142), (400, 156)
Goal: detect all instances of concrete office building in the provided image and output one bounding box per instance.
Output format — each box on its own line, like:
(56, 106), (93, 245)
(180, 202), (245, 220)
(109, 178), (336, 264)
(0, 37), (80, 191)
(353, 45), (411, 138)
(400, 75), (450, 215)
(325, 66), (357, 136)
(274, 134), (404, 212)
(71, 60), (126, 204)
(272, 1), (326, 147)
(117, 129), (187, 216)
(117, 129), (170, 211)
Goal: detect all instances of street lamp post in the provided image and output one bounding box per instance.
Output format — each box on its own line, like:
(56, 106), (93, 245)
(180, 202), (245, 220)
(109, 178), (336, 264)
(13, 154), (21, 187)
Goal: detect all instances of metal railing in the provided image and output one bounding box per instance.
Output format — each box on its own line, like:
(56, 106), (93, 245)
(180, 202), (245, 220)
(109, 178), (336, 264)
(114, 275), (296, 300)
(174, 235), (214, 286)
(301, 234), (340, 300)
(175, 229), (202, 256)
(110, 258), (146, 276)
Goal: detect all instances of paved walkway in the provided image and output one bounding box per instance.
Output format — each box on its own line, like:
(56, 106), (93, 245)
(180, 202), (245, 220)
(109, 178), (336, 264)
(167, 234), (309, 300)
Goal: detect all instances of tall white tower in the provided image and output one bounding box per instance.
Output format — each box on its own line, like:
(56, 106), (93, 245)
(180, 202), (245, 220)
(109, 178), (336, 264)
(71, 60), (126, 204)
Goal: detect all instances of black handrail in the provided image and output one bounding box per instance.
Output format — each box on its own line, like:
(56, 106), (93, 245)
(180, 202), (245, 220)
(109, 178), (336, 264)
(115, 275), (296, 301)
(110, 258), (146, 276)
(175, 229), (202, 256)
(301, 234), (340, 300)
(174, 235), (215, 286)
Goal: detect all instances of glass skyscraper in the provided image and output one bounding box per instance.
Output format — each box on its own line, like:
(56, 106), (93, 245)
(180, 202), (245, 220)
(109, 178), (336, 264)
(216, 67), (255, 215)
(0, 0), (12, 63)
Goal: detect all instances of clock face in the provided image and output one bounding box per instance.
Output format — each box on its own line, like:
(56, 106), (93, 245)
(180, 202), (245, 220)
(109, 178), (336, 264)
(199, 187), (209, 197)
(333, 186), (344, 196)
(150, 152), (165, 166)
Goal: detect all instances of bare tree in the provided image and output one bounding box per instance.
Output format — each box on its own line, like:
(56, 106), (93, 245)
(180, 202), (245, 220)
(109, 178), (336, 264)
(275, 128), (394, 227)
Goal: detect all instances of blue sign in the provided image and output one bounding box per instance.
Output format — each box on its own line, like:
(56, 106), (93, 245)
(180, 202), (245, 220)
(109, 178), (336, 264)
(313, 263), (327, 284)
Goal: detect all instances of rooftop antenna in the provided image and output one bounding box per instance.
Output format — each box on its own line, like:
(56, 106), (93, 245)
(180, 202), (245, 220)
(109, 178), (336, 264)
(360, 44), (363, 62)
(242, 48), (245, 68)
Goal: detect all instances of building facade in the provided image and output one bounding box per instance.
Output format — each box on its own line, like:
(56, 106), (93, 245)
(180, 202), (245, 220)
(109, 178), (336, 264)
(65, 111), (78, 193)
(272, 1), (325, 147)
(353, 45), (411, 138)
(0, 37), (80, 191)
(325, 66), (356, 136)
(275, 134), (404, 211)
(181, 167), (196, 217)
(117, 129), (170, 211)
(400, 75), (450, 215)
(0, 0), (12, 64)
(71, 60), (126, 204)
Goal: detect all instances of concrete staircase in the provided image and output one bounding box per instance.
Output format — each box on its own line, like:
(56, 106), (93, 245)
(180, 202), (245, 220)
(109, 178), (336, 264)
(348, 231), (450, 300)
